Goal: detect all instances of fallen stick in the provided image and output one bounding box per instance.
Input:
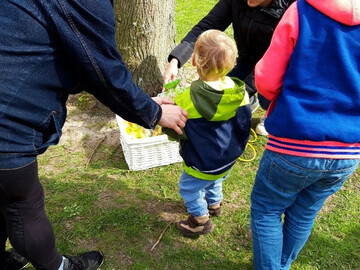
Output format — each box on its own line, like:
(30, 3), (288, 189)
(150, 220), (173, 252)
(85, 135), (106, 169)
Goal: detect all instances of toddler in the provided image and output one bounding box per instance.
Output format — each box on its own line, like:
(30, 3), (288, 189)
(166, 30), (251, 236)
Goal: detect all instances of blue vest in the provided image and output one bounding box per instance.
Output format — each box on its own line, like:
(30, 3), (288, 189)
(266, 0), (360, 144)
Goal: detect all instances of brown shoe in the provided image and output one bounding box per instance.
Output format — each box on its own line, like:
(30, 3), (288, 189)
(177, 215), (214, 236)
(208, 202), (222, 217)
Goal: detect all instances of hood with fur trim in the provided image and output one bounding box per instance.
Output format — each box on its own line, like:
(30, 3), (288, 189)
(307, 0), (360, 25)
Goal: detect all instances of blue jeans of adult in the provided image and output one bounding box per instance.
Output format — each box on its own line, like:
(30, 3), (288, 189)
(250, 150), (359, 270)
(179, 171), (228, 217)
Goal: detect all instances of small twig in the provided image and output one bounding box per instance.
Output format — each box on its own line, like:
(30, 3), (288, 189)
(49, 153), (66, 159)
(150, 220), (173, 252)
(85, 135), (106, 169)
(113, 144), (121, 153)
(61, 144), (76, 153)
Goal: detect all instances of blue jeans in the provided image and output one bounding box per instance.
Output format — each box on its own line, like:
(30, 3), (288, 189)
(251, 150), (359, 270)
(179, 171), (228, 217)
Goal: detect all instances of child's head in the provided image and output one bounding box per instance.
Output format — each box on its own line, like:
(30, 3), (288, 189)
(192, 30), (237, 81)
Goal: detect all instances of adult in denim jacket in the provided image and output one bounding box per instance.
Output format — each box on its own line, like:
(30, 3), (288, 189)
(0, 0), (187, 269)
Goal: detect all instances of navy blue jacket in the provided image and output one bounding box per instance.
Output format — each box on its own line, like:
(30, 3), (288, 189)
(172, 78), (251, 180)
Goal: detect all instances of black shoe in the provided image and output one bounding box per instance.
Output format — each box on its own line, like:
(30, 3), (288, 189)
(63, 251), (104, 270)
(0, 249), (29, 270)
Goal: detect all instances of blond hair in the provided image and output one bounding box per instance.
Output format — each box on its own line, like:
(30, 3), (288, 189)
(193, 30), (237, 81)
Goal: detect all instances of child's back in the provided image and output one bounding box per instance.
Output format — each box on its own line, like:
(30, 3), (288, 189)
(175, 76), (250, 179)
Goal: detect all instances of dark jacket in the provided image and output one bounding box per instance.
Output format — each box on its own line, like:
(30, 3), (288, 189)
(171, 77), (251, 180)
(169, 0), (294, 94)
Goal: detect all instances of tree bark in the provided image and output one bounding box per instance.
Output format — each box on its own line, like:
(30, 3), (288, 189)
(114, 0), (176, 97)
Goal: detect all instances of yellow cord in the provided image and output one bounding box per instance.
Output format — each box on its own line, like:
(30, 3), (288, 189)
(238, 128), (257, 162)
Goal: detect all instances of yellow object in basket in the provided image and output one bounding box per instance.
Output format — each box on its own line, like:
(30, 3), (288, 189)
(124, 121), (163, 139)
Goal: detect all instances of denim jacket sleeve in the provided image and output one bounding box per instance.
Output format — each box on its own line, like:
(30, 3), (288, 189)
(44, 0), (161, 128)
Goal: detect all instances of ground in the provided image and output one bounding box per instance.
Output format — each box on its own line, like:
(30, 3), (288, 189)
(62, 94), (120, 155)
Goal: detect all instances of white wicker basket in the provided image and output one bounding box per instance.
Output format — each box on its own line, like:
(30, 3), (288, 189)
(116, 115), (182, 171)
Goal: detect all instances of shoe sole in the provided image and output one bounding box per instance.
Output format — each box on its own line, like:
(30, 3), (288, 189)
(255, 127), (268, 136)
(208, 211), (221, 217)
(176, 223), (214, 237)
(19, 263), (29, 270)
(93, 251), (105, 270)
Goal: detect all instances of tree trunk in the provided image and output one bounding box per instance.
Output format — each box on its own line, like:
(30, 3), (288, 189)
(114, 0), (176, 97)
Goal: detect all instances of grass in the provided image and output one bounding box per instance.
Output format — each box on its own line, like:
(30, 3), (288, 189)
(9, 0), (360, 269)
(175, 0), (219, 42)
(175, 0), (233, 43)
(18, 104), (360, 270)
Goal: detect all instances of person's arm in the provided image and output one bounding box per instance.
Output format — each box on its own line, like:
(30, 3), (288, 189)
(255, 2), (299, 101)
(46, 0), (186, 131)
(163, 0), (232, 84)
(163, 58), (181, 85)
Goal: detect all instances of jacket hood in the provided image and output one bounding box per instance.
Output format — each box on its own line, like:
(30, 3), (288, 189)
(307, 0), (360, 25)
(188, 78), (246, 121)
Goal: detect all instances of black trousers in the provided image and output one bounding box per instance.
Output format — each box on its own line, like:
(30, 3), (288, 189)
(227, 58), (270, 110)
(0, 160), (62, 269)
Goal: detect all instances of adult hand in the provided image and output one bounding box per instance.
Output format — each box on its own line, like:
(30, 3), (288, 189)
(162, 58), (179, 85)
(152, 96), (174, 105)
(158, 104), (187, 135)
